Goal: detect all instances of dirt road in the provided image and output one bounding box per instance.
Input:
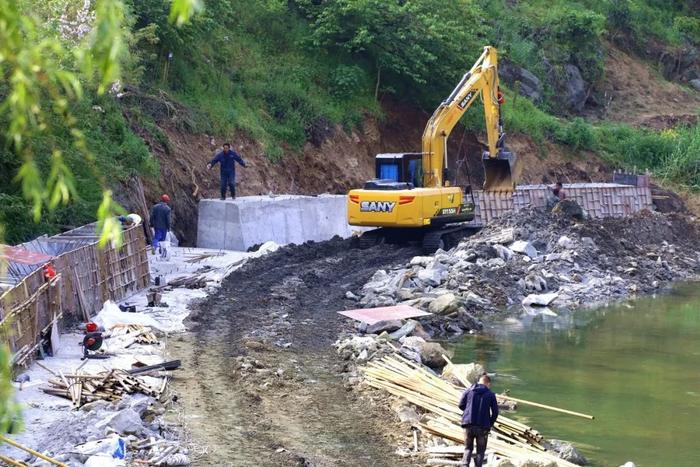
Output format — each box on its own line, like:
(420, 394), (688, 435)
(169, 238), (421, 466)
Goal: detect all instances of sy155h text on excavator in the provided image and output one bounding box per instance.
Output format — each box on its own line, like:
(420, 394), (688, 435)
(347, 46), (519, 251)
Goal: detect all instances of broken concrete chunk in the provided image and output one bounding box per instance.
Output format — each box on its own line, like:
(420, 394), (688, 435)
(485, 257), (506, 268)
(95, 408), (143, 435)
(417, 267), (446, 286)
(388, 320), (418, 340)
(522, 292), (558, 307)
(345, 291), (360, 301)
(493, 244), (514, 261)
(510, 240), (538, 258)
(557, 235), (575, 249)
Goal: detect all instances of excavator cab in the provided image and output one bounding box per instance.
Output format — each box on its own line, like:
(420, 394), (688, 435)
(371, 153), (423, 188)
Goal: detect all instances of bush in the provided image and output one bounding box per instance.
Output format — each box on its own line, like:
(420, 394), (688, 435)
(555, 118), (596, 151)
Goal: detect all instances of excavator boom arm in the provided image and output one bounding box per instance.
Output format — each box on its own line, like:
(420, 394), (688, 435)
(421, 46), (516, 191)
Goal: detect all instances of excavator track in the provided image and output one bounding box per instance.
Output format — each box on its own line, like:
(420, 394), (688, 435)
(357, 230), (386, 249)
(421, 225), (480, 253)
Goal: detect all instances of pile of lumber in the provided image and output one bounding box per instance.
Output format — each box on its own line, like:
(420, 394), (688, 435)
(41, 369), (167, 408)
(364, 354), (579, 466)
(110, 324), (159, 345)
(167, 275), (207, 289)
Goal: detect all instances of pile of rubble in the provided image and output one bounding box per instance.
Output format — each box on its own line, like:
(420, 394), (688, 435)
(34, 393), (187, 466)
(357, 207), (700, 334)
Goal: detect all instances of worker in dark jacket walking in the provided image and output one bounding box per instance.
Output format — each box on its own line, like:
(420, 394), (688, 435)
(149, 194), (172, 253)
(207, 143), (247, 200)
(458, 374), (499, 467)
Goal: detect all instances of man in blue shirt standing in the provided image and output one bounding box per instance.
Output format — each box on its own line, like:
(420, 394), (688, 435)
(207, 143), (247, 200)
(458, 373), (499, 467)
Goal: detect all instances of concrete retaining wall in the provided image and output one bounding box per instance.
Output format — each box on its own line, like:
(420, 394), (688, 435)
(197, 195), (356, 251)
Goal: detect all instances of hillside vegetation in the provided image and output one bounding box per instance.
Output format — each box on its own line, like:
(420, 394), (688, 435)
(1, 0), (698, 243)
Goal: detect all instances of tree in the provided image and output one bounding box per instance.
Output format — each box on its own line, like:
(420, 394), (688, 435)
(0, 0), (202, 437)
(297, 0), (487, 102)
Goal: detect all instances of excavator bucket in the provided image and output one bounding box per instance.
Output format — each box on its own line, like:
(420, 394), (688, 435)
(482, 150), (519, 192)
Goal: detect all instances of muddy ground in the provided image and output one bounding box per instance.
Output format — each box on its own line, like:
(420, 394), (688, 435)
(168, 238), (422, 466)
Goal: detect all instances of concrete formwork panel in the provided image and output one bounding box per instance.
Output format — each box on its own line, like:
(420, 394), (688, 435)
(470, 183), (653, 226)
(197, 195), (356, 251)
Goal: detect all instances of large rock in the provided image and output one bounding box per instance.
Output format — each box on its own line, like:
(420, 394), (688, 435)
(456, 309), (483, 331)
(690, 79), (700, 92)
(545, 439), (588, 466)
(443, 362), (486, 386)
(366, 319), (403, 334)
(499, 62), (543, 102)
(522, 292), (558, 307)
(552, 199), (585, 220)
(416, 341), (450, 369)
(428, 293), (460, 314)
(563, 64), (587, 112)
(410, 256), (434, 267)
(95, 408), (143, 435)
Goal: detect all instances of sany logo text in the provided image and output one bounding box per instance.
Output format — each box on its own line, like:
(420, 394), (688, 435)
(360, 201), (396, 212)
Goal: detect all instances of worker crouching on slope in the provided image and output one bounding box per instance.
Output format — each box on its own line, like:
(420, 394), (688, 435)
(458, 374), (499, 467)
(207, 143), (247, 200)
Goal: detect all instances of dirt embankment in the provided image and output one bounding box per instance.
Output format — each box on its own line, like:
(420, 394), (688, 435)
(120, 93), (617, 247)
(168, 239), (421, 466)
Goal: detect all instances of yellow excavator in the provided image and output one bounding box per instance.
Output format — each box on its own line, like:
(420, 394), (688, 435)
(348, 46), (519, 251)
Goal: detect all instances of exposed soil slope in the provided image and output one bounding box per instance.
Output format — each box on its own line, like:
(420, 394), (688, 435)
(593, 43), (700, 128)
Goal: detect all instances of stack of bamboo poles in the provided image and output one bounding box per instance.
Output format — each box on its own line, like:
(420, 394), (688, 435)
(364, 354), (580, 466)
(41, 369), (165, 408)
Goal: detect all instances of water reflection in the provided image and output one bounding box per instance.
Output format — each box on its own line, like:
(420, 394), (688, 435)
(453, 283), (700, 467)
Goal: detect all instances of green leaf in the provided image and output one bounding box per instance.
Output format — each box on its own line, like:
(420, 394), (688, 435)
(15, 160), (44, 222)
(169, 0), (204, 26)
(96, 190), (126, 248)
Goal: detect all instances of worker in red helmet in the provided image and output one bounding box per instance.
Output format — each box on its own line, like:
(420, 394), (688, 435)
(149, 194), (172, 253)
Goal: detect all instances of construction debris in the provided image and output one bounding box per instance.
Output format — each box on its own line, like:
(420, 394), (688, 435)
(364, 353), (587, 466)
(166, 275), (208, 289)
(359, 208), (700, 335)
(42, 368), (168, 407)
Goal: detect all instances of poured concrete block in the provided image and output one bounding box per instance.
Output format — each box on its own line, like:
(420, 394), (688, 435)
(197, 194), (357, 251)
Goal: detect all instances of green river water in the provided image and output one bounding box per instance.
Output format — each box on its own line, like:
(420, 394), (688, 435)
(453, 283), (700, 467)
